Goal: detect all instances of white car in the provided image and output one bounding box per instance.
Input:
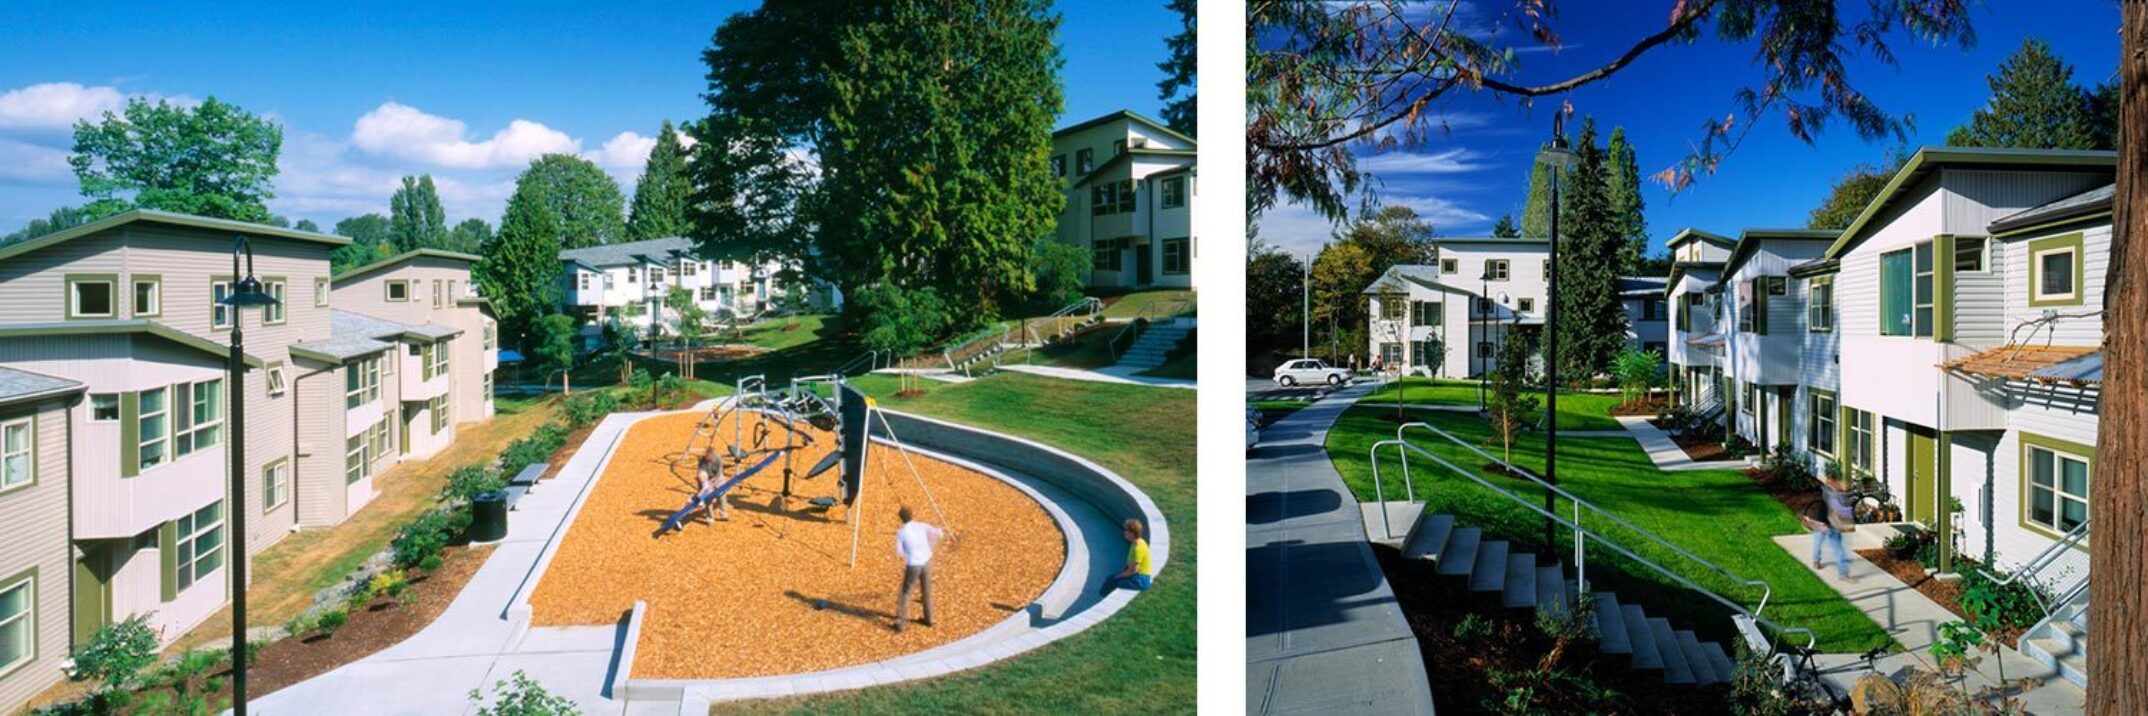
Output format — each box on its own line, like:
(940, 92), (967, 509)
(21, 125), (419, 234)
(1273, 358), (1351, 387)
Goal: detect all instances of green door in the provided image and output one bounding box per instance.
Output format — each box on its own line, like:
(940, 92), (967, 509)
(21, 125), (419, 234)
(1907, 426), (1937, 524)
(72, 546), (111, 646)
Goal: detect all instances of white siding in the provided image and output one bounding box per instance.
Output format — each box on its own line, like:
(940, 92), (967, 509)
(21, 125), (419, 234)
(0, 399), (74, 712)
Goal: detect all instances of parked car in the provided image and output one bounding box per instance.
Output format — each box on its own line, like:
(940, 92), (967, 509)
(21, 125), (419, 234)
(1246, 405), (1262, 450)
(1273, 358), (1350, 386)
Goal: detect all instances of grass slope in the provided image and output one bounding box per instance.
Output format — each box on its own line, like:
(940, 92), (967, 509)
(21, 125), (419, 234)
(727, 373), (1196, 713)
(1325, 406), (1890, 653)
(1358, 377), (1625, 430)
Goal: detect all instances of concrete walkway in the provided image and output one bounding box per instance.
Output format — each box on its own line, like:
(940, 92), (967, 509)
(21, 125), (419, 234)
(996, 363), (1196, 389)
(1247, 383), (1435, 714)
(251, 412), (647, 716)
(1615, 416), (1751, 472)
(1772, 529), (2084, 714)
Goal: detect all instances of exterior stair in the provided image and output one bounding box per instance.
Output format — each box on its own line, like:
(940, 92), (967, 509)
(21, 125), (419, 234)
(2019, 589), (2091, 688)
(1400, 508), (1738, 686)
(1115, 318), (1192, 370)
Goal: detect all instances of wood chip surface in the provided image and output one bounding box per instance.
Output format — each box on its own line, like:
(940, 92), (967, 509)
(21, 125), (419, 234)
(529, 409), (1065, 678)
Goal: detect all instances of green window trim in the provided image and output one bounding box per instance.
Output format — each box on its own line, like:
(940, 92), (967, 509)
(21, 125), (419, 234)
(0, 412), (38, 497)
(1806, 389), (1838, 460)
(119, 391), (140, 478)
(2018, 431), (2094, 545)
(1880, 249), (1913, 336)
(0, 565), (38, 680)
(1807, 276), (1835, 333)
(1933, 235), (1955, 342)
(130, 273), (163, 318)
(2026, 233), (2087, 308)
(262, 275), (289, 325)
(210, 274), (235, 331)
(385, 280), (410, 302)
(158, 521), (178, 602)
(314, 277), (330, 307)
(261, 456), (291, 513)
(64, 273), (121, 320)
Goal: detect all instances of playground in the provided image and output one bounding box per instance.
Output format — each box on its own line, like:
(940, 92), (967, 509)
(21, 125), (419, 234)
(525, 385), (1066, 679)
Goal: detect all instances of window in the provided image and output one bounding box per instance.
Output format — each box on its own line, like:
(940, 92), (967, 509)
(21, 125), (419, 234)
(368, 416), (389, 461)
(681, 261), (698, 277)
(1076, 148), (1094, 174)
(1642, 298), (1664, 321)
(1161, 177), (1186, 208)
(138, 387), (169, 470)
(1737, 280), (1755, 332)
(432, 395), (451, 434)
(1117, 180), (1135, 213)
(1741, 382), (1756, 415)
(264, 280), (286, 324)
(1808, 278), (1834, 332)
(483, 372), (494, 401)
(385, 280), (409, 302)
(448, 280), (458, 300)
(346, 434), (367, 484)
(578, 272), (592, 291)
(211, 279), (231, 327)
(315, 278), (330, 307)
(1954, 237), (1987, 272)
(1475, 297), (1494, 315)
(345, 356), (381, 409)
(1913, 242), (1935, 337)
(1879, 248), (1914, 336)
(172, 501), (224, 593)
(1411, 340), (1436, 366)
(1485, 260), (1510, 281)
(67, 275), (115, 319)
(1518, 298), (1535, 313)
(2029, 234), (2083, 306)
(262, 459), (289, 512)
(266, 364), (287, 397)
(1808, 392), (1837, 457)
(431, 340), (450, 379)
(1767, 276), (1787, 295)
(1162, 238), (1190, 274)
(1112, 138), (1127, 156)
(2, 417), (31, 492)
(650, 267), (666, 283)
(432, 280), (443, 307)
(1844, 408), (1874, 476)
(2025, 437), (2091, 534)
(90, 394), (119, 422)
(1440, 259), (1458, 274)
(132, 276), (161, 317)
(1050, 154), (1066, 178)
(1411, 301), (1439, 327)
(1542, 259), (1551, 278)
(173, 379), (222, 458)
(483, 323), (497, 350)
(1379, 299), (1406, 320)
(1092, 241), (1122, 271)
(0, 572), (32, 674)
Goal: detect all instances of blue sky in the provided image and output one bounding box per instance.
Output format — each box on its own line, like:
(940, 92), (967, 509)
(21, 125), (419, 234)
(0, 0), (1181, 231)
(1254, 1), (2123, 259)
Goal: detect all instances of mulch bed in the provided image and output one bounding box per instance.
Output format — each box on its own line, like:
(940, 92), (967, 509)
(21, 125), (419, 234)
(1376, 544), (1729, 714)
(638, 344), (771, 364)
(1855, 549), (2028, 646)
(1668, 432), (1732, 462)
(1609, 398), (1667, 417)
(527, 409), (1066, 679)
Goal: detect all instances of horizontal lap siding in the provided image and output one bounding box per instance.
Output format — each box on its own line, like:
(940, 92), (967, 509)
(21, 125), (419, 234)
(294, 364), (348, 528)
(2003, 225), (2108, 347)
(0, 400), (75, 713)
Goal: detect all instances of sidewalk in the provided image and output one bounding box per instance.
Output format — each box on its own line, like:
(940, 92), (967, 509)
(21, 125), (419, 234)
(996, 363), (1196, 389)
(1246, 383), (1435, 714)
(1614, 416), (1751, 472)
(1771, 531), (2084, 714)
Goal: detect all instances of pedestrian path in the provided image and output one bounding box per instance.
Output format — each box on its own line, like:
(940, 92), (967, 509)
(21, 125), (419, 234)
(1246, 383), (1435, 715)
(1615, 416), (1751, 472)
(996, 363), (1196, 389)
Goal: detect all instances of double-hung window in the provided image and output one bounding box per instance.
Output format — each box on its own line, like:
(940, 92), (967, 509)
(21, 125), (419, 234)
(346, 434), (367, 483)
(1844, 408), (1874, 476)
(0, 570), (31, 674)
(138, 387), (170, 470)
(263, 459), (290, 512)
(1161, 177), (1186, 208)
(1076, 148), (1094, 174)
(346, 356), (380, 409)
(133, 276), (161, 317)
(314, 278), (330, 307)
(1808, 392), (1836, 457)
(174, 379), (222, 458)
(211, 280), (234, 328)
(1162, 238), (1190, 274)
(1, 417), (31, 492)
(1485, 260), (1510, 281)
(2024, 437), (2091, 534)
(1411, 301), (1439, 327)
(173, 502), (224, 593)
(264, 280), (286, 324)
(1808, 278), (1834, 332)
(1379, 298), (1406, 321)
(431, 341), (450, 379)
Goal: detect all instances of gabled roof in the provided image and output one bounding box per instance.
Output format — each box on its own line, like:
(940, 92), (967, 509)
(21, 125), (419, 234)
(1361, 265), (1467, 295)
(1824, 147), (2115, 259)
(1990, 183), (2115, 237)
(557, 237), (698, 268)
(1662, 261), (1724, 298)
(1052, 109), (1196, 148)
(291, 310), (461, 364)
(0, 366), (84, 407)
(1787, 258), (1840, 279)
(1718, 228), (1837, 282)
(1433, 237), (1550, 246)
(0, 209), (352, 264)
(0, 320), (266, 367)
(332, 248), (483, 285)
(1665, 228), (1735, 249)
(1069, 147), (1198, 188)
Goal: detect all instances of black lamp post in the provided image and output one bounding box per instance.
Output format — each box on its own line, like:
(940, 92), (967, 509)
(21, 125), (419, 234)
(1536, 113), (1579, 555)
(217, 236), (279, 716)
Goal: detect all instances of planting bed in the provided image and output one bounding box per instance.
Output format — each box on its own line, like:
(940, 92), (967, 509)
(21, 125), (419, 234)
(527, 409), (1065, 679)
(637, 344), (771, 363)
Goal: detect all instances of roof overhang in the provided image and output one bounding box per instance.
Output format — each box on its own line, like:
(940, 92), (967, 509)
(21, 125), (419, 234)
(0, 320), (266, 368)
(1824, 147), (2115, 260)
(1666, 228), (1735, 250)
(1940, 345), (2102, 386)
(0, 209), (352, 265)
(1716, 229), (1837, 286)
(331, 248), (484, 285)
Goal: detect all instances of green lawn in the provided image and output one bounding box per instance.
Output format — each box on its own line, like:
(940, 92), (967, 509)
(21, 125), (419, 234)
(1358, 377), (1625, 431)
(729, 372), (1195, 713)
(1325, 405), (1890, 653)
(738, 314), (833, 350)
(1100, 289), (1195, 319)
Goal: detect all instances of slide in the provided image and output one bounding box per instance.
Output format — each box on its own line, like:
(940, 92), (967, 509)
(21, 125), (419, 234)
(655, 451), (783, 536)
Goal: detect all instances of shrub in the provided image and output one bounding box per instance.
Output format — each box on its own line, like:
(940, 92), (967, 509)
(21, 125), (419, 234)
(1884, 526), (1933, 561)
(1727, 641), (1797, 716)
(470, 670), (583, 716)
(368, 569), (411, 602)
(1756, 445), (1817, 493)
(283, 611), (318, 637)
(1957, 567), (2049, 632)
(1610, 349), (1663, 406)
(446, 465), (506, 504)
(71, 615), (159, 693)
(1453, 613), (1495, 641)
(559, 391), (621, 429)
(392, 508), (457, 569)
(315, 607), (350, 636)
(499, 423), (568, 477)
(1931, 620), (1985, 675)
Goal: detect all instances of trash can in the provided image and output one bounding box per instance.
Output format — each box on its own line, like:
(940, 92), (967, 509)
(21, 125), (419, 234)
(470, 491), (509, 543)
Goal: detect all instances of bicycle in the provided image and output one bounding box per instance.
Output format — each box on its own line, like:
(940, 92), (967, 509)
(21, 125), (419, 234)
(1780, 643), (1848, 712)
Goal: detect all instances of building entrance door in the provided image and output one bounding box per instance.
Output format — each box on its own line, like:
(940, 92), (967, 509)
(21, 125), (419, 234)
(1135, 243), (1153, 285)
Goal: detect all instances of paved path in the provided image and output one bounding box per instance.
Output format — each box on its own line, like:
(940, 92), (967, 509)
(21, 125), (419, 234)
(996, 363), (1195, 389)
(1772, 529), (2084, 714)
(1247, 383), (1435, 715)
(1615, 415), (1751, 472)
(252, 414), (645, 716)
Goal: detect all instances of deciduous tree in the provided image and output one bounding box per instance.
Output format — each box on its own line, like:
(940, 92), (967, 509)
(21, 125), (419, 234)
(1805, 154), (1905, 231)
(509, 154), (626, 250)
(69, 97), (281, 221)
(330, 213), (396, 274)
(389, 175), (449, 252)
(1308, 205), (1435, 361)
(447, 218), (492, 254)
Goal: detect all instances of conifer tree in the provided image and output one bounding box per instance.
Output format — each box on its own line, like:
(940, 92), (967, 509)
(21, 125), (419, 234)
(1491, 213), (1519, 238)
(1519, 140), (1564, 238)
(1549, 118), (1625, 381)
(1947, 37), (2111, 150)
(1156, 0), (1197, 136)
(479, 167), (573, 348)
(627, 120), (694, 240)
(1606, 127), (1647, 273)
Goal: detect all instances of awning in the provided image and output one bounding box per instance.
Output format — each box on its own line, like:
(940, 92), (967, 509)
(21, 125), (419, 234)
(1940, 345), (2101, 385)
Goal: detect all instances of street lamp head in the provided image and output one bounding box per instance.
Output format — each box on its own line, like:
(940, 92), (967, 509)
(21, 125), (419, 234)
(219, 235), (281, 308)
(1537, 109), (1579, 170)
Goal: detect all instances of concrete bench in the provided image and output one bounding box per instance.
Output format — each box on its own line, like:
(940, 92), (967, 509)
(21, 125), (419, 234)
(503, 462), (548, 511)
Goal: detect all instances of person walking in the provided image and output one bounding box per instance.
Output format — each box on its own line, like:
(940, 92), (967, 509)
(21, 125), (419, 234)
(1099, 518), (1154, 596)
(893, 505), (944, 632)
(1801, 475), (1855, 580)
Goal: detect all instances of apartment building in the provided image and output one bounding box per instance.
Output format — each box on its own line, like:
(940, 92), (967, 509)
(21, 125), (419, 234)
(330, 248), (498, 430)
(1619, 277), (1670, 357)
(0, 212), (501, 711)
(1718, 229), (1835, 449)
(1051, 110), (1196, 290)
(1664, 228), (1734, 407)
(558, 237), (798, 338)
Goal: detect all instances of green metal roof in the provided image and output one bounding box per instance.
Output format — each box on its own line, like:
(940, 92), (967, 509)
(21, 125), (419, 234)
(1717, 228), (1837, 282)
(1053, 109), (1196, 148)
(1823, 147), (2114, 259)
(330, 248), (485, 284)
(1665, 228), (1735, 249)
(0, 209), (351, 265)
(0, 320), (266, 368)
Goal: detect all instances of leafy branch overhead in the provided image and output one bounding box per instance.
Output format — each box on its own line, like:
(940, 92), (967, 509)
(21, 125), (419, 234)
(1247, 0), (1977, 220)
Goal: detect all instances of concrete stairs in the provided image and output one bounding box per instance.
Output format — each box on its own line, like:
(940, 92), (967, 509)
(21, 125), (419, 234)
(1401, 510), (1738, 686)
(2019, 590), (2091, 688)
(1116, 318), (1193, 370)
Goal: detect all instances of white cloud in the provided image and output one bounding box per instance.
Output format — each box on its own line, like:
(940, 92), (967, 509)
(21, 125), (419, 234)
(0, 82), (126, 131)
(1356, 147), (1487, 175)
(1252, 191), (1495, 258)
(351, 101), (580, 170)
(592, 131), (657, 173)
(1383, 193), (1491, 230)
(0, 138), (72, 183)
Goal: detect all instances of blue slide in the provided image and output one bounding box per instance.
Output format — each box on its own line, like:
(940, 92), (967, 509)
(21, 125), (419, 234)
(655, 451), (783, 536)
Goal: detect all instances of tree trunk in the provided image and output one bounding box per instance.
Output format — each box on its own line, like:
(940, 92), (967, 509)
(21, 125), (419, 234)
(2089, 7), (2146, 712)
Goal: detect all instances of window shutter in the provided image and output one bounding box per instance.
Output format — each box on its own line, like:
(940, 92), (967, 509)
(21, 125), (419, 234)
(120, 391), (140, 478)
(158, 521), (177, 602)
(1934, 235), (1955, 342)
(1755, 281), (1770, 335)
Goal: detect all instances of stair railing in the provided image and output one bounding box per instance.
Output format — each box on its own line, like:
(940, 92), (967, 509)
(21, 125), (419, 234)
(1107, 296), (1194, 359)
(1368, 421), (1816, 653)
(835, 350), (880, 376)
(1977, 518), (2089, 628)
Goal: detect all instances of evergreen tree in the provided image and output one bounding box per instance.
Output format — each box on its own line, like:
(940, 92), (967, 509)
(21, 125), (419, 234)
(1491, 213), (1520, 238)
(627, 120), (694, 241)
(818, 0), (1065, 321)
(1947, 38), (2111, 150)
(1549, 118), (1625, 381)
(447, 218), (492, 254)
(1156, 0), (1197, 136)
(389, 175), (449, 252)
(478, 177), (569, 349)
(1519, 137), (1567, 238)
(69, 97), (282, 222)
(1606, 127), (1647, 273)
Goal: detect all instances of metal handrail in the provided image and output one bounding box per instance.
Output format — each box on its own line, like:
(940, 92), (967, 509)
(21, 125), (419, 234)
(1370, 425), (1815, 652)
(1107, 297), (1194, 359)
(1978, 518), (2089, 620)
(835, 350), (880, 376)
